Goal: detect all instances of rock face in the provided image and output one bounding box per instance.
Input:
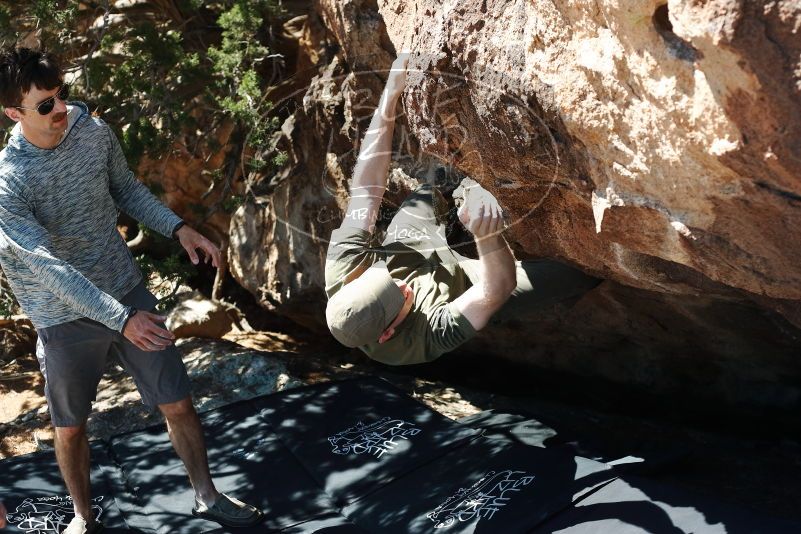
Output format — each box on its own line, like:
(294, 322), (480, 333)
(0, 316), (35, 362)
(165, 291), (251, 339)
(136, 120), (237, 247)
(228, 11), (423, 329)
(228, 0), (801, 410)
(382, 0), (801, 308)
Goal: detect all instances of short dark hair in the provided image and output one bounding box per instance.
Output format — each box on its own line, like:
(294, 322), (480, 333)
(0, 47), (62, 109)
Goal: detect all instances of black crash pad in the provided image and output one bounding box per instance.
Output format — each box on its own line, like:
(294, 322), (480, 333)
(108, 398), (338, 533)
(342, 437), (615, 533)
(254, 377), (481, 505)
(460, 410), (801, 534)
(457, 409), (692, 476)
(279, 513), (369, 533)
(532, 475), (801, 534)
(0, 444), (138, 533)
(5, 378), (801, 534)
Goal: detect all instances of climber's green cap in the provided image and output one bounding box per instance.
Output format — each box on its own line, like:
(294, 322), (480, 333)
(325, 261), (405, 347)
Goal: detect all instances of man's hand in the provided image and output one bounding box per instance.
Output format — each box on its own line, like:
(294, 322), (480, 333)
(123, 311), (176, 352)
(176, 225), (221, 268)
(385, 51), (410, 99)
(458, 190), (506, 241)
(0, 500), (6, 528)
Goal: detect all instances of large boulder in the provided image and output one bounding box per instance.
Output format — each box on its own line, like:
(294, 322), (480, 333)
(228, 0), (801, 410)
(165, 291), (251, 339)
(380, 0), (801, 311)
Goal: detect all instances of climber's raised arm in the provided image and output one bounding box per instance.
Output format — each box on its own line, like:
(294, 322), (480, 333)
(340, 52), (410, 234)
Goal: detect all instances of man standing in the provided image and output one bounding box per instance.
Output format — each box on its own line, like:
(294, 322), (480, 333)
(325, 52), (599, 365)
(0, 48), (261, 533)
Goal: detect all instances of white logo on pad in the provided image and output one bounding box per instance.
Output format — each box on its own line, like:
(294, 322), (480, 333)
(328, 416), (422, 458)
(427, 470), (534, 529)
(6, 495), (104, 534)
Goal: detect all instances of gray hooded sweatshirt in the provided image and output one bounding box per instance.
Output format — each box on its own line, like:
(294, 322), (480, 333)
(0, 102), (183, 332)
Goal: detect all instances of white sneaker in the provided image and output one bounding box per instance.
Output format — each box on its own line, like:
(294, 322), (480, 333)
(61, 516), (104, 534)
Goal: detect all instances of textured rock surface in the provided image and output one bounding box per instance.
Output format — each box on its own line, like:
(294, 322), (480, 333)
(228, 12), (421, 329)
(0, 316), (36, 362)
(165, 290), (251, 339)
(381, 0), (801, 307)
(227, 0), (801, 410)
(136, 120), (237, 246)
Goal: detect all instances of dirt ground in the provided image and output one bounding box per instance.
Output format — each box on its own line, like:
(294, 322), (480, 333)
(0, 350), (52, 457)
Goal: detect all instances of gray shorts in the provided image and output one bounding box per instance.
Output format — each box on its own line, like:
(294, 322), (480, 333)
(35, 281), (191, 427)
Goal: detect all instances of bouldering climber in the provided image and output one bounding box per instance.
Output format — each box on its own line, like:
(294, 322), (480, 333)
(324, 52), (600, 365)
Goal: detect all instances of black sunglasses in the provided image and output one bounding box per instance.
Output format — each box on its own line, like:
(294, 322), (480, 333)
(16, 84), (70, 115)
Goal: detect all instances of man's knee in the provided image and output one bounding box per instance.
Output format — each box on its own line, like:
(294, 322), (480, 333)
(159, 396), (195, 420)
(54, 423), (87, 443)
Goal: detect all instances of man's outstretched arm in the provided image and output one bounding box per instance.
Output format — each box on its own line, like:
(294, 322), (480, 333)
(104, 121), (185, 239)
(340, 52), (410, 234)
(103, 120), (221, 270)
(452, 193), (517, 331)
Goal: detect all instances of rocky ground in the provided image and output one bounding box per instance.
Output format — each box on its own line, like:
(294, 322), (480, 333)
(2, 318), (801, 523)
(0, 330), (486, 458)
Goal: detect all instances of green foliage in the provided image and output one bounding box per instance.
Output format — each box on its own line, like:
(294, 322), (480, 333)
(31, 0), (78, 28)
(222, 194), (243, 213)
(90, 24), (205, 168)
(136, 222), (154, 239)
(207, 0), (284, 154)
(1, 0), (288, 173)
(184, 0), (205, 10)
(272, 151), (289, 167)
(0, 5), (11, 32)
(11, 0), (81, 51)
(0, 0), (293, 307)
(133, 223), (195, 310)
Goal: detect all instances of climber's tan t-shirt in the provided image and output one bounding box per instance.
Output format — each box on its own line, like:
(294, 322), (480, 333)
(324, 226), (477, 365)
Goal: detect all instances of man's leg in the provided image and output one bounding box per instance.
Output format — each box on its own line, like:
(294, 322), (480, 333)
(114, 283), (261, 526)
(111, 283), (214, 499)
(121, 350), (263, 525)
(157, 397), (262, 526)
(54, 423), (93, 521)
(158, 397), (218, 505)
(383, 183), (452, 258)
(113, 333), (217, 504)
(35, 322), (111, 531)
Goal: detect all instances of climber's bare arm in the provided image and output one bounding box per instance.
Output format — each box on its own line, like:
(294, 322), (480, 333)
(452, 198), (516, 330)
(341, 52), (410, 234)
